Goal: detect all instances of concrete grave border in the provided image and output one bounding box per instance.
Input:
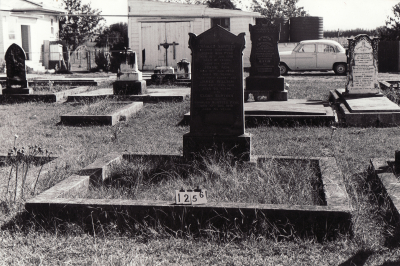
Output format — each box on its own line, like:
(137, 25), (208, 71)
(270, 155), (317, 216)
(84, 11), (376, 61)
(25, 152), (352, 235)
(330, 88), (400, 126)
(0, 79), (98, 87)
(0, 86), (95, 103)
(67, 94), (188, 103)
(60, 101), (143, 126)
(370, 158), (400, 221)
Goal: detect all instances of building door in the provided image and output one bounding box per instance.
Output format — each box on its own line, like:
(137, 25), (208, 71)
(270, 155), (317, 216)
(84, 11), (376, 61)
(21, 25), (31, 60)
(141, 22), (191, 70)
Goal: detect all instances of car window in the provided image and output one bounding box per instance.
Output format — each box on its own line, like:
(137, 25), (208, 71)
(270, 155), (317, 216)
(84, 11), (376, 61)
(298, 44), (315, 53)
(318, 44), (335, 53)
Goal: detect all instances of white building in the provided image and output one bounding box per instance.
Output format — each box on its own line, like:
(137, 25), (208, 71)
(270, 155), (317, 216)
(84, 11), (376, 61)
(0, 0), (65, 71)
(128, 0), (261, 70)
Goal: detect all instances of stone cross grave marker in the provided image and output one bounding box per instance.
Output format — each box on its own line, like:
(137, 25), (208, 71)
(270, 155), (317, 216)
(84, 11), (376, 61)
(183, 25), (251, 161)
(4, 43), (30, 94)
(345, 34), (379, 95)
(245, 19), (287, 101)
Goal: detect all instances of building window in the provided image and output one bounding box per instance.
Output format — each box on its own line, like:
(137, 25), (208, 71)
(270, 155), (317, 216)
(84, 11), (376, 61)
(8, 17), (16, 40)
(211, 18), (230, 31)
(51, 18), (54, 35)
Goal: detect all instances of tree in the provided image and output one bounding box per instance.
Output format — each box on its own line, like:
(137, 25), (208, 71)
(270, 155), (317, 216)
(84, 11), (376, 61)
(59, 0), (105, 51)
(95, 23), (128, 72)
(251, 0), (308, 20)
(206, 0), (237, 9)
(95, 23), (128, 50)
(378, 3), (400, 40)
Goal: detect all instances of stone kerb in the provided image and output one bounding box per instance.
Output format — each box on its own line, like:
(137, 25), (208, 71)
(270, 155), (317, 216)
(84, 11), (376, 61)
(60, 101), (143, 126)
(370, 158), (400, 222)
(182, 25), (251, 161)
(25, 152), (352, 238)
(345, 34), (380, 96)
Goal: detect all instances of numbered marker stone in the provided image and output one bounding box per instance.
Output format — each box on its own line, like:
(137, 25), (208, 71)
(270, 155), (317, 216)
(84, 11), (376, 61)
(175, 190), (192, 205)
(175, 189), (208, 205)
(192, 189), (207, 205)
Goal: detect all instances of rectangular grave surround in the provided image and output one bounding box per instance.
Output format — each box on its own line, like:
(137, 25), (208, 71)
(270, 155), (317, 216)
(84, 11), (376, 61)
(0, 86), (94, 103)
(370, 158), (400, 221)
(60, 101), (143, 126)
(25, 152), (352, 238)
(329, 89), (400, 126)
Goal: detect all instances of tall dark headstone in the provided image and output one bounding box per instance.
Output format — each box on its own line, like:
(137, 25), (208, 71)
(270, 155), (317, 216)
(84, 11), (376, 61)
(3, 43), (30, 94)
(245, 19), (287, 101)
(183, 26), (251, 161)
(345, 34), (379, 95)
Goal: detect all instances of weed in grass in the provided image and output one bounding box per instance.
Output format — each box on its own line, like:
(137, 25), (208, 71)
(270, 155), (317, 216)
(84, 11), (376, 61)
(4, 144), (52, 203)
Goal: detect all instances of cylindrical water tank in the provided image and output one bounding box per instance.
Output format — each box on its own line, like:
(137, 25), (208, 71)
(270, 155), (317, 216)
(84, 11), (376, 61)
(289, 16), (323, 42)
(273, 17), (290, 42)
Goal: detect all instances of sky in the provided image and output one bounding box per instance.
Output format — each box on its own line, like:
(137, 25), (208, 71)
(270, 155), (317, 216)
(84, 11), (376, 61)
(81, 0), (398, 31)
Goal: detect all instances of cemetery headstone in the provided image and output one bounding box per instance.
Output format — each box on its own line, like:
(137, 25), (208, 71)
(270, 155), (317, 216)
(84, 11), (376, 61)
(183, 25), (251, 161)
(3, 43), (30, 94)
(113, 48), (146, 95)
(245, 19), (287, 101)
(345, 34), (380, 95)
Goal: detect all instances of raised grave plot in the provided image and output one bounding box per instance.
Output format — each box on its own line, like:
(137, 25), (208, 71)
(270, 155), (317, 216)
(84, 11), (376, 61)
(60, 100), (143, 125)
(26, 152), (351, 239)
(0, 85), (97, 103)
(370, 158), (400, 222)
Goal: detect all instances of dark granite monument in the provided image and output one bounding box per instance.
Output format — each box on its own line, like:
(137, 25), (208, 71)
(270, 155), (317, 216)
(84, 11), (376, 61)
(183, 25), (251, 161)
(3, 43), (30, 94)
(245, 19), (287, 101)
(113, 48), (146, 95)
(345, 34), (379, 95)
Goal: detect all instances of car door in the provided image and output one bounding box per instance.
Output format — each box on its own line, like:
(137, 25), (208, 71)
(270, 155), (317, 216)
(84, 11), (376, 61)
(295, 44), (316, 70)
(316, 44), (336, 69)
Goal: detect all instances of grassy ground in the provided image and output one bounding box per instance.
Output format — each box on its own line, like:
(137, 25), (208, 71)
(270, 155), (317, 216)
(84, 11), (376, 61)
(88, 157), (323, 205)
(1, 72), (400, 264)
(69, 99), (127, 115)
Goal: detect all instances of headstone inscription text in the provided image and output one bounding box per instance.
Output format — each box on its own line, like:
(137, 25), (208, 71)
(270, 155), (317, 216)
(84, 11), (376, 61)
(346, 34), (379, 94)
(189, 26), (246, 136)
(249, 21), (280, 77)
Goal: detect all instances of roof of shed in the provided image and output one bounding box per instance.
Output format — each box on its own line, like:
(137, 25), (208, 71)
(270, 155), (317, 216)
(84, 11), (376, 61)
(129, 0), (261, 18)
(1, 0), (66, 14)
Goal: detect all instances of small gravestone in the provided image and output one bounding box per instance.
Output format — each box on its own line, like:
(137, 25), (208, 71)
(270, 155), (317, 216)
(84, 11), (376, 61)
(113, 48), (146, 95)
(345, 34), (380, 95)
(3, 43), (30, 94)
(183, 25), (251, 161)
(245, 19), (287, 101)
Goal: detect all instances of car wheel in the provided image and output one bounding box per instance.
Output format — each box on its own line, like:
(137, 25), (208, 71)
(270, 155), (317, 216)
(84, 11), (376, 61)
(279, 63), (288, 75)
(334, 63), (347, 75)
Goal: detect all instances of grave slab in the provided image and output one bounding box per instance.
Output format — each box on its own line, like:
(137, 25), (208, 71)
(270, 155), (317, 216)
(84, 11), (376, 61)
(184, 99), (335, 124)
(330, 88), (400, 126)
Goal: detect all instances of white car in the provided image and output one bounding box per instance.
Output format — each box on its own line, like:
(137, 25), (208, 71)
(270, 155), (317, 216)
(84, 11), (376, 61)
(279, 40), (347, 75)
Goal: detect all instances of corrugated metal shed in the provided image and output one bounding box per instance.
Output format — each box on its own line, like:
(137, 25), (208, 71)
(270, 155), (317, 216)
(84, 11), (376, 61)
(128, 0), (261, 70)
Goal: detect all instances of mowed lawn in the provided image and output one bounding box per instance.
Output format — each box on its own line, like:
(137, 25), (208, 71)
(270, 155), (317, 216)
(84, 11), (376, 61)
(1, 73), (400, 265)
